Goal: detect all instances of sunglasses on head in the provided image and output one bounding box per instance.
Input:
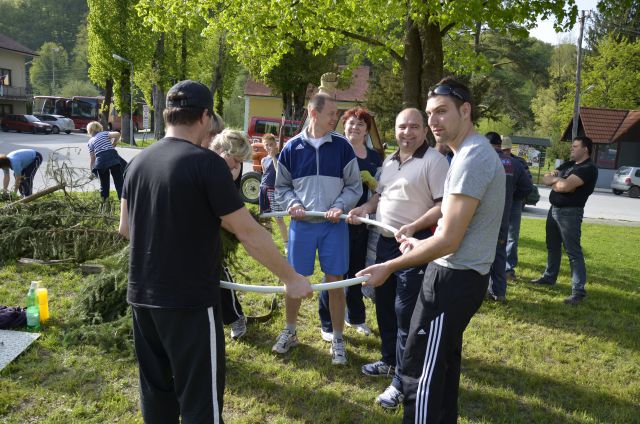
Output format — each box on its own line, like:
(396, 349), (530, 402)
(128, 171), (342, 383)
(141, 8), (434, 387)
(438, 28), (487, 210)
(428, 85), (470, 102)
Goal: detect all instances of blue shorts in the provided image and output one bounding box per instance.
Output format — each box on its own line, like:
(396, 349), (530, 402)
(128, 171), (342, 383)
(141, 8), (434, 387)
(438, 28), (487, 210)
(288, 220), (349, 277)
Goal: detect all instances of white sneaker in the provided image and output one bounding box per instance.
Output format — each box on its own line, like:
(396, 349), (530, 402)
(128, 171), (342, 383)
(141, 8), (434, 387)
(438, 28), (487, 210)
(345, 321), (372, 336)
(230, 315), (247, 340)
(320, 328), (333, 342)
(330, 337), (347, 365)
(376, 385), (404, 409)
(284, 241), (289, 255)
(272, 329), (298, 354)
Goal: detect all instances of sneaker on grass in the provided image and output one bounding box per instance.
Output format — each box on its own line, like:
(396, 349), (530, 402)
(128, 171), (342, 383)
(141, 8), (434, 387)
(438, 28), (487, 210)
(345, 321), (372, 336)
(361, 360), (395, 377)
(330, 337), (347, 365)
(272, 329), (298, 354)
(376, 385), (404, 409)
(320, 328), (333, 342)
(230, 315), (247, 340)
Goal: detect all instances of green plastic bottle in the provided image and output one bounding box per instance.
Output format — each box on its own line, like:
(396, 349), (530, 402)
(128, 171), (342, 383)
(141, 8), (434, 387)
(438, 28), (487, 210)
(26, 281), (41, 331)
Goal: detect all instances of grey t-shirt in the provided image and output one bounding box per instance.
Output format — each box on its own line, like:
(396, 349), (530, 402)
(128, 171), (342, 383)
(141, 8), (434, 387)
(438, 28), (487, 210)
(434, 133), (505, 275)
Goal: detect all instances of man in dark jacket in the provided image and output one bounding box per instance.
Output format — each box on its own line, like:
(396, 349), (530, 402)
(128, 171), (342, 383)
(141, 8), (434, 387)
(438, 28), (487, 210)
(485, 132), (533, 301)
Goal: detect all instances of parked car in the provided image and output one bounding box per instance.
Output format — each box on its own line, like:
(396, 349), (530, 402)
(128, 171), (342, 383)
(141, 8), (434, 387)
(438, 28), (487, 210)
(611, 166), (640, 198)
(33, 113), (75, 134)
(239, 117), (301, 203)
(1, 114), (53, 134)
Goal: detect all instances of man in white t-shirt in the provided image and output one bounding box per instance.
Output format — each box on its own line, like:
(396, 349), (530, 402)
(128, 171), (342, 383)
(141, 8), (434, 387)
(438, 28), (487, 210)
(348, 108), (449, 409)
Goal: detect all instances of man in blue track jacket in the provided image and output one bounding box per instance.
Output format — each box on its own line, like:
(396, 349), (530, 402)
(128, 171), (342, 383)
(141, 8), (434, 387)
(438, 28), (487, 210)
(273, 93), (362, 365)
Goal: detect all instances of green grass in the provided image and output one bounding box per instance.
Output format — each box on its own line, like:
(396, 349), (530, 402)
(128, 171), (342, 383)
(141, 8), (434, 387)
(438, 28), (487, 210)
(1, 217), (639, 423)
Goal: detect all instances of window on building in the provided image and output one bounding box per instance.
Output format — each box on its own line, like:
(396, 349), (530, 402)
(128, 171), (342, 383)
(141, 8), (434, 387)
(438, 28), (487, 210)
(594, 143), (617, 169)
(0, 69), (11, 86)
(0, 104), (14, 117)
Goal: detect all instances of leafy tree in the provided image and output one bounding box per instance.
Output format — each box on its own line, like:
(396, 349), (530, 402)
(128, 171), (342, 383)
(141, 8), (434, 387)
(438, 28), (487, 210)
(0, 0), (88, 51)
(136, 0), (577, 109)
(587, 0), (640, 50)
(68, 20), (91, 83)
(29, 42), (69, 95)
(88, 0), (155, 143)
(60, 80), (100, 97)
(581, 36), (640, 109)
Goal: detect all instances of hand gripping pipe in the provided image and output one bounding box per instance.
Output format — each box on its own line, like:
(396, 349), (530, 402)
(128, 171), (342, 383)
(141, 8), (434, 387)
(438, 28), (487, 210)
(218, 211), (400, 294)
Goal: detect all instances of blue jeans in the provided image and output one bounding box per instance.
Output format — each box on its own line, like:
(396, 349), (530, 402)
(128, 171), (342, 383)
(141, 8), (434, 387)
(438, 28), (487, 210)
(543, 206), (587, 297)
(374, 231), (430, 392)
(489, 220), (508, 297)
(506, 199), (524, 273)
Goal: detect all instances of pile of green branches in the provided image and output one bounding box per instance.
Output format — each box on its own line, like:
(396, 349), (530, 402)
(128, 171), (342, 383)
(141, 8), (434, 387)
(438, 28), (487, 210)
(0, 196), (125, 264)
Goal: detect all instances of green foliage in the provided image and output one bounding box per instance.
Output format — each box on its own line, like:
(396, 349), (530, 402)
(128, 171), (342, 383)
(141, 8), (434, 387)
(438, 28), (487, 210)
(29, 42), (69, 95)
(366, 62), (403, 142)
(0, 196), (126, 264)
(0, 0), (88, 51)
(60, 80), (100, 97)
(587, 0), (640, 50)
(581, 35), (640, 110)
(137, 0), (576, 108)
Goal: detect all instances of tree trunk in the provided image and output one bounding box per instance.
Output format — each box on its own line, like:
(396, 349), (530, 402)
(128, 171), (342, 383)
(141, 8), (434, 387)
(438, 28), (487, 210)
(212, 33), (225, 115)
(152, 33), (165, 140)
(121, 72), (135, 145)
(180, 30), (187, 80)
(419, 19), (444, 109)
(402, 18), (423, 108)
(100, 78), (113, 129)
(282, 92), (293, 120)
(292, 84), (306, 121)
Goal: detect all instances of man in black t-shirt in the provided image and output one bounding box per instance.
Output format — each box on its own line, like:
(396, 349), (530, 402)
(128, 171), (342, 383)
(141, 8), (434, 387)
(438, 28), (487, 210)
(531, 136), (598, 305)
(119, 80), (312, 424)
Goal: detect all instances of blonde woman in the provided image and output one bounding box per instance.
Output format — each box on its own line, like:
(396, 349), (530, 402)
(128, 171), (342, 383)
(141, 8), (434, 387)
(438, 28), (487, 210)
(209, 129), (253, 339)
(86, 121), (123, 199)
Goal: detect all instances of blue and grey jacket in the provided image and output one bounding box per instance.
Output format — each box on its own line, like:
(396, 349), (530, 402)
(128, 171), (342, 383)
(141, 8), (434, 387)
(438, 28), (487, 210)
(275, 129), (362, 221)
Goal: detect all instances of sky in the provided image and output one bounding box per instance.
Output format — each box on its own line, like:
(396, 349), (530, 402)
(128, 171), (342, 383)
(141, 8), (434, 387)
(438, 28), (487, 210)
(528, 0), (600, 45)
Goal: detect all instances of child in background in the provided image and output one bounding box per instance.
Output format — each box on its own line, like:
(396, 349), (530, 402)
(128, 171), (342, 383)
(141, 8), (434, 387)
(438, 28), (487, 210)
(259, 134), (289, 253)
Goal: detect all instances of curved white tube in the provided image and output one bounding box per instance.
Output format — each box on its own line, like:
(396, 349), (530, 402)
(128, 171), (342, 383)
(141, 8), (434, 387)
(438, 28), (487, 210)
(220, 276), (369, 293)
(221, 211), (400, 293)
(260, 211), (399, 236)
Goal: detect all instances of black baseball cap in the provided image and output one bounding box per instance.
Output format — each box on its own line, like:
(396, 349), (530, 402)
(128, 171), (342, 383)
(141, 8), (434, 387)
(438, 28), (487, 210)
(166, 80), (213, 111)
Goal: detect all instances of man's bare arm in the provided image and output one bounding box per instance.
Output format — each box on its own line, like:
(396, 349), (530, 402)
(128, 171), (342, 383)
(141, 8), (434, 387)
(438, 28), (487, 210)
(119, 199), (129, 239)
(358, 194), (479, 286)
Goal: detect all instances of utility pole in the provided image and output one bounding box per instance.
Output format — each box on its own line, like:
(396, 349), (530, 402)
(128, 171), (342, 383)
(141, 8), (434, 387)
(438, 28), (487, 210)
(572, 10), (586, 140)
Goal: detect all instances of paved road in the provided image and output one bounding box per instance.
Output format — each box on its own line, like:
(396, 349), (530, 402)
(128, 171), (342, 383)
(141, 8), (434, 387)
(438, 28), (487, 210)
(2, 132), (638, 224)
(0, 131), (253, 195)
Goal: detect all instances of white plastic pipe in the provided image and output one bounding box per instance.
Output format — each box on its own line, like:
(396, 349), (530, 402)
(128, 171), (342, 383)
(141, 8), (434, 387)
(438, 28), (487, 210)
(260, 211), (399, 236)
(220, 211), (402, 293)
(220, 276), (369, 293)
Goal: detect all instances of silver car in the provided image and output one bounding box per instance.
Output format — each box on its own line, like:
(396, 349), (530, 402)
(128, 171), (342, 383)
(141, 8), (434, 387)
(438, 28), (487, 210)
(33, 114), (75, 134)
(611, 166), (640, 198)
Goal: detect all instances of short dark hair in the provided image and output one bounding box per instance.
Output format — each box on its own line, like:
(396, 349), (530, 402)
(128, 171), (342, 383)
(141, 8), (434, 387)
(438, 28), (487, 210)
(342, 107), (372, 131)
(163, 106), (207, 127)
(485, 131), (502, 145)
(0, 154), (10, 169)
(574, 136), (593, 156)
(308, 93), (335, 113)
(428, 77), (474, 116)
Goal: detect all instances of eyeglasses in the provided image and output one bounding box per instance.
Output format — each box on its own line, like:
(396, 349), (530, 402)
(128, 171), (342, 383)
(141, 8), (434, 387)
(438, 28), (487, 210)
(428, 85), (470, 102)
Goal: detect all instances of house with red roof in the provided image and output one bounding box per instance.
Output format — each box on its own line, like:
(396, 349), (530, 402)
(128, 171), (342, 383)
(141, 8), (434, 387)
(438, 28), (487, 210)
(0, 33), (37, 118)
(562, 107), (640, 187)
(242, 66), (369, 132)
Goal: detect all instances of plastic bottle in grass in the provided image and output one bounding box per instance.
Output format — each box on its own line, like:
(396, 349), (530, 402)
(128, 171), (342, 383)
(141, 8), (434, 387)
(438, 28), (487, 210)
(26, 281), (41, 330)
